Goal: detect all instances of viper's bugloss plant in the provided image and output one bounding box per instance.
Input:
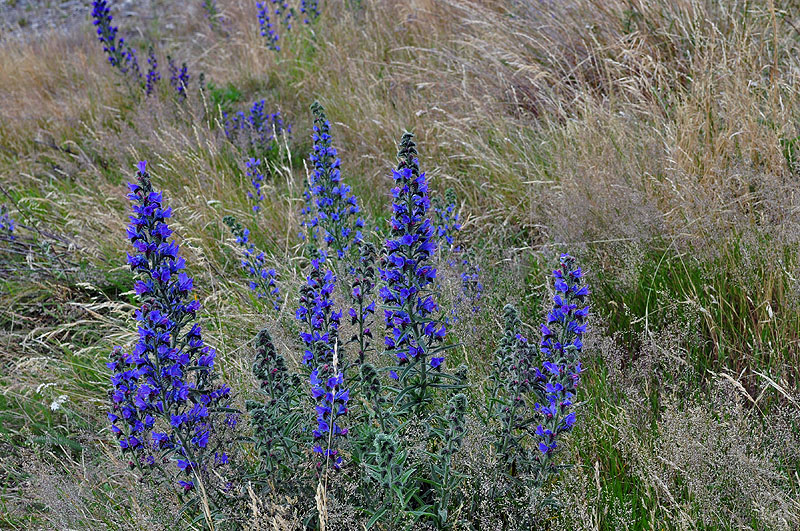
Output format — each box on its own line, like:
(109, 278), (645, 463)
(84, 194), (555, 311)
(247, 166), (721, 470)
(256, 1), (280, 51)
(432, 189), (483, 321)
(296, 262), (349, 469)
(378, 132), (450, 412)
(348, 242), (377, 366)
(246, 158), (266, 211)
(107, 161), (234, 500)
(274, 0), (294, 28)
(246, 329), (307, 481)
(223, 215), (281, 311)
(488, 305), (538, 473)
(224, 101), (289, 157)
(432, 188), (461, 249)
(359, 362), (388, 431)
(359, 430), (414, 522)
(145, 48), (160, 96)
(167, 56), (189, 100)
(0, 205), (16, 240)
(300, 102), (364, 268)
(533, 253), (587, 468)
(91, 0), (140, 79)
(487, 254), (588, 491)
(433, 392), (467, 520)
(300, 0), (321, 23)
(91, 0), (118, 63)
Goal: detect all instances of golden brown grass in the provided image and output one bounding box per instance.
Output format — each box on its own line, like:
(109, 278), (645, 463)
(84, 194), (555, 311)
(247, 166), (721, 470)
(2, 0), (800, 528)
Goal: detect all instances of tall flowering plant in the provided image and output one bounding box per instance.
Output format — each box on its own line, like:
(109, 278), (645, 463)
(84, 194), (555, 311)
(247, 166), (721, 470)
(300, 102), (364, 269)
(432, 188), (483, 321)
(378, 133), (450, 412)
(168, 56), (190, 100)
(91, 0), (140, 79)
(202, 0), (225, 31)
(487, 305), (538, 475)
(256, 1), (280, 51)
(107, 162), (233, 500)
(223, 216), (281, 311)
(145, 48), (161, 96)
(533, 253), (587, 473)
(296, 262), (349, 469)
(256, 1), (293, 51)
(245, 158), (267, 212)
(432, 188), (461, 249)
(246, 329), (307, 483)
(224, 101), (289, 157)
(487, 254), (588, 488)
(347, 242), (377, 366)
(300, 0), (321, 23)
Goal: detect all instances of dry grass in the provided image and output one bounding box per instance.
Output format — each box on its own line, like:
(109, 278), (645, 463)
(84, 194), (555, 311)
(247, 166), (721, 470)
(2, 0), (800, 528)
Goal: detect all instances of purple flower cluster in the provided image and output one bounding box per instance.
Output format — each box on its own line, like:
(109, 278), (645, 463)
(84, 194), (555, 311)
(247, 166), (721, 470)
(256, 1), (292, 52)
(223, 216), (281, 311)
(246, 158), (266, 211)
(224, 100), (289, 155)
(431, 189), (483, 320)
(295, 262), (349, 469)
(0, 205), (16, 240)
(432, 189), (461, 248)
(256, 1), (280, 51)
(145, 49), (161, 96)
(533, 253), (588, 459)
(296, 262), (339, 366)
(309, 367), (348, 469)
(300, 102), (364, 265)
(273, 0), (294, 28)
(108, 161), (232, 492)
(300, 0), (321, 23)
(91, 0), (140, 78)
(379, 133), (447, 401)
(167, 56), (190, 100)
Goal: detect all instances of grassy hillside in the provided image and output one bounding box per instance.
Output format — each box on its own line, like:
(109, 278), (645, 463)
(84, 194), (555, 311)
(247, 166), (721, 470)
(1, 0), (800, 529)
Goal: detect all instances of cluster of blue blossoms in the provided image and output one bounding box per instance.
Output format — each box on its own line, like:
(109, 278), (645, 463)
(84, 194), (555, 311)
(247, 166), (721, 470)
(224, 101), (289, 154)
(91, 0), (140, 78)
(300, 102), (364, 265)
(202, 0), (223, 30)
(256, 1), (293, 51)
(296, 261), (349, 469)
(145, 49), (161, 96)
(432, 190), (483, 319)
(533, 253), (588, 459)
(246, 158), (266, 211)
(168, 57), (190, 100)
(379, 133), (447, 396)
(300, 0), (321, 23)
(432, 189), (461, 248)
(91, 2), (195, 101)
(256, 1), (280, 51)
(223, 216), (281, 311)
(108, 162), (231, 492)
(0, 205), (16, 240)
